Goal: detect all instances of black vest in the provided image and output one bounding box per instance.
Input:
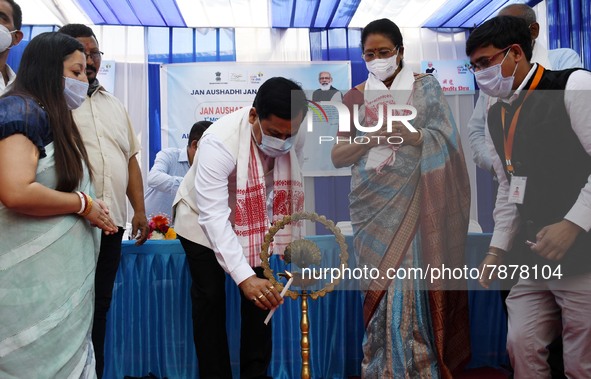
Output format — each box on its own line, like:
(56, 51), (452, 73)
(488, 67), (591, 277)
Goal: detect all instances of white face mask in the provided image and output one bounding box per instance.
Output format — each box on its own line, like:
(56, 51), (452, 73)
(366, 55), (398, 82)
(63, 76), (89, 110)
(0, 25), (16, 53)
(474, 50), (518, 99)
(253, 119), (294, 157)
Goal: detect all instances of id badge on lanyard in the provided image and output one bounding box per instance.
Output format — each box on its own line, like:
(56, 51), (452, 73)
(502, 66), (544, 206)
(508, 176), (527, 204)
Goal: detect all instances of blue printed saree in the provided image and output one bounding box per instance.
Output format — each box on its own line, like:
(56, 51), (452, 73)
(344, 74), (471, 378)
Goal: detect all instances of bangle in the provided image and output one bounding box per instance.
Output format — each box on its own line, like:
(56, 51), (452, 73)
(409, 129), (424, 146)
(486, 251), (499, 258)
(75, 191), (86, 214)
(80, 192), (93, 217)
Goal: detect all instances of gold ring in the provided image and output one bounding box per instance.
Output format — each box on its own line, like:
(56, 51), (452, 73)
(252, 297), (257, 303)
(257, 293), (265, 300)
(264, 289), (271, 296)
(269, 285), (275, 290)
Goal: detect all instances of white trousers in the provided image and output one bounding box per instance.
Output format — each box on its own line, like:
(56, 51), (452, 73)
(506, 272), (591, 378)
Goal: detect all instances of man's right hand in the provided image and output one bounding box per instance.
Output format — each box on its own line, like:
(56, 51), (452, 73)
(239, 275), (283, 310)
(478, 247), (506, 289)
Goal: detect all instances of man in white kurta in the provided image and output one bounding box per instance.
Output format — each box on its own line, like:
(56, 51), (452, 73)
(173, 77), (308, 379)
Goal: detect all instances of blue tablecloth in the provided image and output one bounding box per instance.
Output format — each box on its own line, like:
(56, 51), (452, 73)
(104, 233), (507, 379)
(464, 234), (509, 369)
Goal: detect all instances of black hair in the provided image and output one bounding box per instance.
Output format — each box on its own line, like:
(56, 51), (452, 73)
(466, 16), (533, 61)
(188, 120), (212, 146)
(361, 19), (404, 68)
(252, 77), (308, 121)
(2, 0), (22, 30)
(361, 18), (403, 50)
(57, 23), (98, 42)
(8, 32), (91, 192)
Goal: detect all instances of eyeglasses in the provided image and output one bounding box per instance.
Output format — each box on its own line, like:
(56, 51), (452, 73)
(319, 76), (331, 80)
(362, 48), (397, 62)
(469, 46), (511, 73)
(85, 51), (104, 61)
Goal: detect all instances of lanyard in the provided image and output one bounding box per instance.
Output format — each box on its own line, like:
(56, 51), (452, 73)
(500, 65), (544, 174)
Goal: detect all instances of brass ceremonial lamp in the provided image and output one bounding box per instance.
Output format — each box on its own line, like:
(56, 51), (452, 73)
(260, 212), (348, 379)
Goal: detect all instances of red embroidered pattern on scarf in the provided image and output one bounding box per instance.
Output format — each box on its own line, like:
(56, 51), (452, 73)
(233, 144), (268, 267)
(234, 143), (305, 266)
(273, 181), (305, 216)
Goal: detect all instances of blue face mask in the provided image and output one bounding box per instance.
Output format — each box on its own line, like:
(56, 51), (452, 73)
(254, 119), (294, 157)
(63, 76), (89, 110)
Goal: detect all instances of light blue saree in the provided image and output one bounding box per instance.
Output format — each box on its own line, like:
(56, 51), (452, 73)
(0, 142), (99, 378)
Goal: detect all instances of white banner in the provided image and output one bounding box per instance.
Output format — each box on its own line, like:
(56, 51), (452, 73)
(97, 60), (116, 93)
(420, 59), (475, 95)
(160, 61), (351, 176)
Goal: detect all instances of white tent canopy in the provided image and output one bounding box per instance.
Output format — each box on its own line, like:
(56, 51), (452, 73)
(20, 0), (540, 29)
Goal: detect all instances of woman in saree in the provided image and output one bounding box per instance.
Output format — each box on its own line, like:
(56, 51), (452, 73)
(0, 32), (117, 377)
(331, 19), (471, 378)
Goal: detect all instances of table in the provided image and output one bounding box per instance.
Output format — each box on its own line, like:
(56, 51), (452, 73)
(104, 233), (507, 379)
(464, 233), (509, 369)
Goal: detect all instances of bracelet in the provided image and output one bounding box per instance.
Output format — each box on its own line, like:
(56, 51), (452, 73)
(80, 192), (93, 217)
(486, 251), (499, 258)
(75, 191), (86, 214)
(409, 129), (424, 146)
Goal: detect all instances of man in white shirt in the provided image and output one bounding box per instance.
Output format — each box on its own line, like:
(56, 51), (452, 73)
(467, 3), (582, 172)
(467, 5), (583, 377)
(467, 16), (591, 377)
(173, 77), (308, 379)
(0, 0), (23, 94)
(144, 120), (211, 217)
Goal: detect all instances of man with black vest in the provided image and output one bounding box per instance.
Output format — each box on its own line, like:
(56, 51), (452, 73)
(467, 16), (591, 377)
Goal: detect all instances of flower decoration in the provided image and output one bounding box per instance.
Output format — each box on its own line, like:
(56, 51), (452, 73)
(148, 214), (176, 240)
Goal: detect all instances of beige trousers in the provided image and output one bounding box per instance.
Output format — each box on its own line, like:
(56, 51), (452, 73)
(506, 272), (591, 378)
